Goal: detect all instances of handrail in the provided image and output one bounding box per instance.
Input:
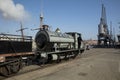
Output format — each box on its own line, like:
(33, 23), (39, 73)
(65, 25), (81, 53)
(0, 33), (32, 42)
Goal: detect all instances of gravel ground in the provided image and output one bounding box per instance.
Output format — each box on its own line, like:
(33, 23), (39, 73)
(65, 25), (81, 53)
(4, 48), (120, 80)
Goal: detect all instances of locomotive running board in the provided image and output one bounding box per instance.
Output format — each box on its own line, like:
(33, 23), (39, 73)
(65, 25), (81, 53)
(47, 49), (79, 54)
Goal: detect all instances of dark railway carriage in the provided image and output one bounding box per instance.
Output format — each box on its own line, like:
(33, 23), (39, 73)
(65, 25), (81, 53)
(0, 33), (32, 76)
(0, 34), (32, 54)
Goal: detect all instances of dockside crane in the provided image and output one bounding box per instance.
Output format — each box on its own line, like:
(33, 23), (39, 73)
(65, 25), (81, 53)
(98, 3), (111, 46)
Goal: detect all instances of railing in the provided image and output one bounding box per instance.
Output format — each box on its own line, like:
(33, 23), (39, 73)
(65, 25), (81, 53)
(0, 33), (32, 42)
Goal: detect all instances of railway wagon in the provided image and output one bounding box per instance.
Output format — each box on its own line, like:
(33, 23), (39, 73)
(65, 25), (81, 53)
(0, 33), (33, 76)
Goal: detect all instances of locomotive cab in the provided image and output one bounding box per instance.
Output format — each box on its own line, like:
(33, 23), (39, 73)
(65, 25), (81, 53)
(66, 32), (85, 53)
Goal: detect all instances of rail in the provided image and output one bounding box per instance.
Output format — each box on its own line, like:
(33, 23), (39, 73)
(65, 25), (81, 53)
(0, 33), (32, 42)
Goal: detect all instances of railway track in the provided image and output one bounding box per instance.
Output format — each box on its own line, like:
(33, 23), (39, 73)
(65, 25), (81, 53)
(0, 49), (94, 80)
(0, 53), (83, 80)
(0, 48), (111, 80)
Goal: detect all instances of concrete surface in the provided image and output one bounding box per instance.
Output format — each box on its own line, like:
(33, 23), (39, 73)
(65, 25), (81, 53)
(5, 48), (120, 80)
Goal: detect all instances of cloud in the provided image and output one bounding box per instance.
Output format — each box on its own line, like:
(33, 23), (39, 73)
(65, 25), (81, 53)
(0, 0), (30, 21)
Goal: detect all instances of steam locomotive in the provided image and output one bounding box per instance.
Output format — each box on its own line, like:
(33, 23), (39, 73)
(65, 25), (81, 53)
(0, 25), (85, 76)
(35, 25), (85, 63)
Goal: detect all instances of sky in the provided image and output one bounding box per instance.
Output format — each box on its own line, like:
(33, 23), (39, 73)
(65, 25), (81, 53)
(0, 0), (120, 40)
